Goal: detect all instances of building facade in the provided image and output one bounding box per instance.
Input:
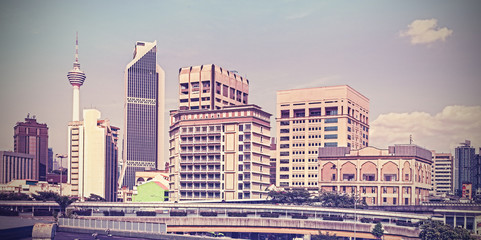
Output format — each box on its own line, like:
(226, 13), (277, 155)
(454, 140), (477, 196)
(14, 116), (48, 181)
(269, 139), (277, 185)
(68, 109), (119, 201)
(132, 170), (169, 202)
(121, 41), (165, 189)
(318, 145), (433, 205)
(275, 85), (369, 190)
(169, 105), (271, 201)
(431, 151), (454, 196)
(0, 151), (36, 184)
(178, 64), (249, 110)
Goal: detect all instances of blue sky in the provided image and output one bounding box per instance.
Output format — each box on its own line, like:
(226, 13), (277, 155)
(0, 0), (480, 156)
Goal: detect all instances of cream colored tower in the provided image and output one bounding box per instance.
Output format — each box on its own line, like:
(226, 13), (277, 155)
(275, 85), (369, 190)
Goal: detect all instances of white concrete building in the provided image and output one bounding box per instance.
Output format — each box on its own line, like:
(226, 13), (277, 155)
(68, 109), (119, 201)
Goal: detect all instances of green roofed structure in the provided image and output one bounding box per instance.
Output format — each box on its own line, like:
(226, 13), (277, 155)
(133, 181), (169, 202)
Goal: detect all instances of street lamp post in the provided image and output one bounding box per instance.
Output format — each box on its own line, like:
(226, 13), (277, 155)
(56, 154), (67, 196)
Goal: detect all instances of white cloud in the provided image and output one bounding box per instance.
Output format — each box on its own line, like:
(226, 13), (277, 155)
(400, 18), (453, 45)
(370, 105), (481, 152)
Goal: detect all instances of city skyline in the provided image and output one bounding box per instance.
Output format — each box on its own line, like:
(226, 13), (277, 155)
(0, 1), (480, 156)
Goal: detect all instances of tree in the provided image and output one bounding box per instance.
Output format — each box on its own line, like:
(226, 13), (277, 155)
(32, 191), (58, 201)
(420, 220), (475, 240)
(0, 192), (31, 201)
(268, 189), (311, 204)
(371, 222), (384, 240)
(32, 191), (76, 217)
(86, 193), (105, 201)
(55, 195), (76, 217)
(317, 191), (366, 209)
(311, 231), (337, 240)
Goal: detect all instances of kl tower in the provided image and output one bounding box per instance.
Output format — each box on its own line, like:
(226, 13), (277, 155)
(67, 32), (86, 121)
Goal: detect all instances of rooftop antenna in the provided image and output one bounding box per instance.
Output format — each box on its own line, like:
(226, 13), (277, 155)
(409, 135), (413, 144)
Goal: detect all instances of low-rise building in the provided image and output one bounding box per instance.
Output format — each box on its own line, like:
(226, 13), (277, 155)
(0, 151), (36, 184)
(318, 144), (433, 205)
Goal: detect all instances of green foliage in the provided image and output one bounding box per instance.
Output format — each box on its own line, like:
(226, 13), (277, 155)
(419, 220), (475, 240)
(32, 191), (58, 201)
(31, 191), (76, 217)
(0, 192), (31, 201)
(268, 189), (311, 205)
(86, 193), (105, 201)
(311, 231), (337, 240)
(317, 191), (366, 209)
(371, 222), (384, 239)
(56, 196), (76, 217)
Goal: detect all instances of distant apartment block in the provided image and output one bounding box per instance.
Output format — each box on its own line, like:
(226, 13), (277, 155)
(431, 151), (454, 196)
(318, 144), (433, 205)
(178, 64), (249, 110)
(275, 85), (369, 189)
(0, 151), (36, 184)
(68, 109), (119, 201)
(14, 116), (49, 181)
(169, 105), (271, 201)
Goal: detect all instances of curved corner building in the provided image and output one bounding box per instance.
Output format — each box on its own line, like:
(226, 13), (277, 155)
(121, 41), (165, 189)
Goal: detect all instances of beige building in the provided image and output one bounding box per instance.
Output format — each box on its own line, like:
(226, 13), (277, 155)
(431, 151), (454, 196)
(276, 85), (369, 189)
(0, 151), (36, 184)
(169, 104), (271, 201)
(318, 145), (433, 205)
(0, 179), (72, 197)
(68, 109), (119, 201)
(178, 64), (249, 110)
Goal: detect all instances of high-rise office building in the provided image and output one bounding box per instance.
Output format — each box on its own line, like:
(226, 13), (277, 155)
(178, 64), (249, 110)
(121, 41), (165, 189)
(454, 140), (476, 195)
(67, 32), (86, 122)
(275, 85), (369, 190)
(48, 148), (53, 173)
(0, 151), (36, 184)
(431, 151), (454, 196)
(169, 105), (271, 201)
(68, 109), (119, 201)
(318, 144), (432, 205)
(14, 115), (49, 181)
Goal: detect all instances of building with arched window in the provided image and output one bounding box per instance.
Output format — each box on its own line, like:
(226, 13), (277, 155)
(318, 144), (432, 205)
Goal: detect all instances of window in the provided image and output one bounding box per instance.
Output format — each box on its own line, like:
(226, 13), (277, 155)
(325, 142), (338, 147)
(280, 136), (290, 141)
(325, 118), (338, 123)
(325, 107), (338, 115)
(324, 126), (338, 131)
(324, 134), (338, 139)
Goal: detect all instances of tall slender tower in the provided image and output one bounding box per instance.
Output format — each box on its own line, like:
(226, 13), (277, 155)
(120, 41), (165, 189)
(67, 32), (86, 121)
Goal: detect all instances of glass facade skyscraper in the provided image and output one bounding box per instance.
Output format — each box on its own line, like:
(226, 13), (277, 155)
(454, 140), (476, 195)
(121, 41), (165, 189)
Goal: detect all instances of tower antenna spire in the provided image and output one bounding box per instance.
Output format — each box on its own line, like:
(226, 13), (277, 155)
(75, 31), (79, 63)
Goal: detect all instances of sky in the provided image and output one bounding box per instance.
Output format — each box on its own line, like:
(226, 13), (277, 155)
(0, 0), (480, 160)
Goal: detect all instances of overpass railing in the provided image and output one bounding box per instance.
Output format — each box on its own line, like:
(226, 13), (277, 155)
(58, 217), (167, 234)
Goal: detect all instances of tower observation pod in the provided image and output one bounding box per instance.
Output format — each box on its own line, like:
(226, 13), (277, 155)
(67, 32), (86, 121)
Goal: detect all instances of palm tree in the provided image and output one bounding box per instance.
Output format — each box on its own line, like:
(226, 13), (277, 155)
(55, 195), (76, 217)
